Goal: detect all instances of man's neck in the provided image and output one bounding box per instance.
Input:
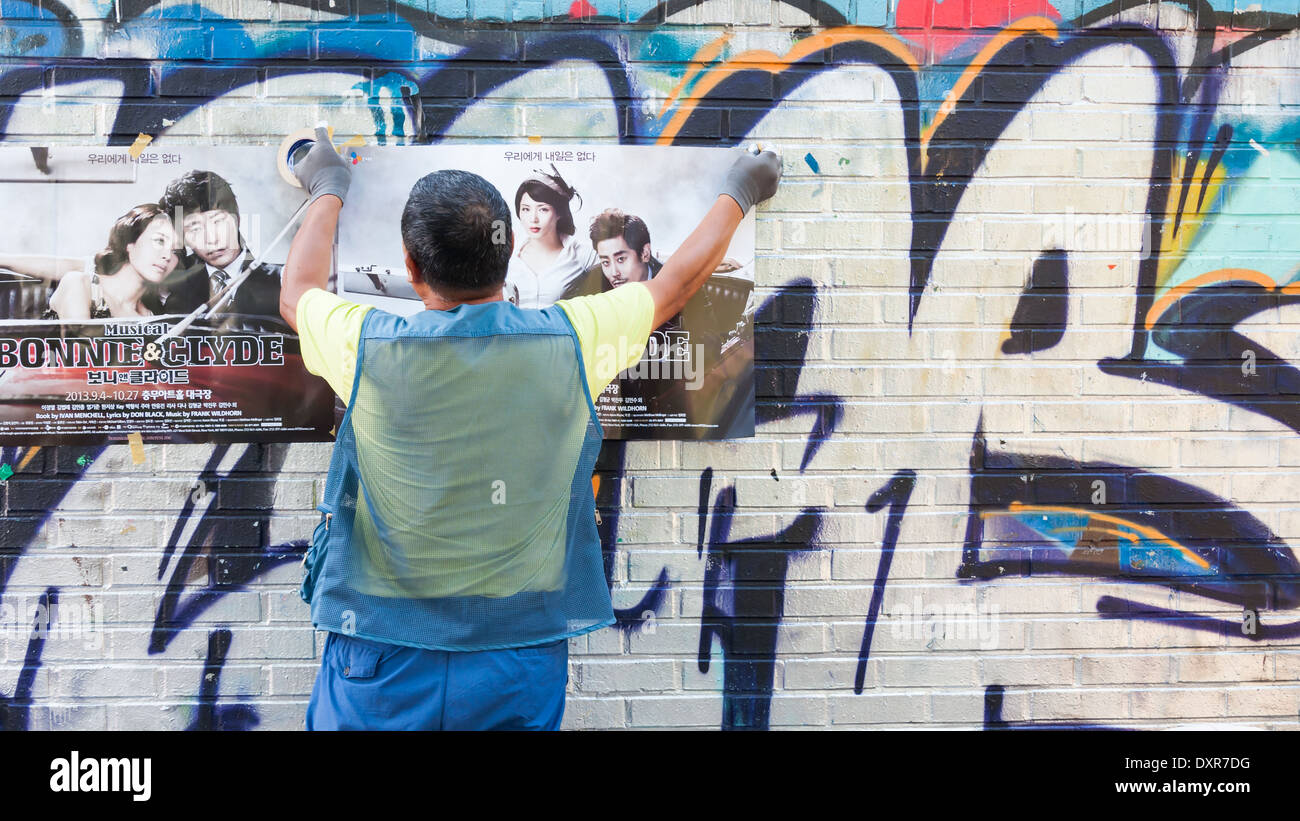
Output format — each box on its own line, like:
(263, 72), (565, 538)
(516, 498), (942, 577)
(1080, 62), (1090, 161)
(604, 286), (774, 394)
(421, 291), (504, 312)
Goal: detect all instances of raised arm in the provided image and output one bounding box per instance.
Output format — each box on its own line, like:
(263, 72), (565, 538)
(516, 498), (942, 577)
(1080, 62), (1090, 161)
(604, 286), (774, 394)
(278, 126), (353, 333)
(0, 254), (87, 281)
(643, 149), (782, 330)
(280, 197), (342, 333)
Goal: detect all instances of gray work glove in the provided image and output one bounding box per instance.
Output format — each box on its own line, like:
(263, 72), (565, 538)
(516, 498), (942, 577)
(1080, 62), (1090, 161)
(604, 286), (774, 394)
(293, 126), (352, 205)
(718, 147), (782, 214)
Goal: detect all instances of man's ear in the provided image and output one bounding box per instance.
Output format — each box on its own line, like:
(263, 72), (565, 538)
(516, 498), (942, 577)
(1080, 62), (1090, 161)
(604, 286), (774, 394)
(640, 243), (652, 263)
(403, 244), (419, 286)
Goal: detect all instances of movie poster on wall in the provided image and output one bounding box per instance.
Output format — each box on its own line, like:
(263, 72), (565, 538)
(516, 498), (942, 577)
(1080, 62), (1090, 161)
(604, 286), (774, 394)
(0, 143), (756, 444)
(0, 145), (335, 444)
(338, 144), (757, 440)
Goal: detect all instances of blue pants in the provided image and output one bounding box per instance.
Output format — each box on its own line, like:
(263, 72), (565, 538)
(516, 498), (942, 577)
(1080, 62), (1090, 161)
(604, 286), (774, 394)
(306, 631), (568, 731)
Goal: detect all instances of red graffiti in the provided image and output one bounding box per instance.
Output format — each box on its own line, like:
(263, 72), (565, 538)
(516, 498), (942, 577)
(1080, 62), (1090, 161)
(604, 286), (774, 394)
(569, 0), (598, 19)
(897, 0), (1062, 59)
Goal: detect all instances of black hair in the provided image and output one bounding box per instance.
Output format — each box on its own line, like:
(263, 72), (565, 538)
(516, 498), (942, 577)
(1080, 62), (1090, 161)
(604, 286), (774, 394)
(589, 208), (651, 254)
(401, 170), (513, 295)
(158, 170), (239, 222)
(513, 171), (578, 238)
(94, 203), (170, 278)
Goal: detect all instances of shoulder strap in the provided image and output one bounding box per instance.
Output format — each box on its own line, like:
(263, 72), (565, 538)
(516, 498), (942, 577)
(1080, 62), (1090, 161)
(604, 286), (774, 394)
(88, 273), (107, 312)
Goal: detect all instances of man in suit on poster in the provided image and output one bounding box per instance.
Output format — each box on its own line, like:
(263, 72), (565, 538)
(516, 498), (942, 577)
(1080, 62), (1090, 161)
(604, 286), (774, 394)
(152, 170), (282, 319)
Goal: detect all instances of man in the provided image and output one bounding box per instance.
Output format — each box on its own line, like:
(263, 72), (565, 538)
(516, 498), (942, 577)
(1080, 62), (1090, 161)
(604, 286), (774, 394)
(577, 208), (725, 347)
(281, 128), (781, 730)
(564, 208), (660, 297)
(152, 170), (282, 318)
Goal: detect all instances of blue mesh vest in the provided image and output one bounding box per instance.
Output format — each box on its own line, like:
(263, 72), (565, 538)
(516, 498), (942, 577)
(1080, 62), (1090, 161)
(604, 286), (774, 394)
(299, 301), (614, 651)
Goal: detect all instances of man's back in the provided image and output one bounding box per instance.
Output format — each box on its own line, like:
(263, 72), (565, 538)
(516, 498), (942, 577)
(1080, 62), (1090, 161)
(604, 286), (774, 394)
(303, 296), (620, 651)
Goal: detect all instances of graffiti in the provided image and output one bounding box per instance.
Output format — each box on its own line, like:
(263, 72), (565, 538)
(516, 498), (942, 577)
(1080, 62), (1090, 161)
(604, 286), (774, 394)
(856, 472), (915, 693)
(186, 629), (258, 731)
(983, 684), (1133, 729)
(151, 444), (304, 654)
(0, 0), (1299, 729)
(0, 587), (54, 731)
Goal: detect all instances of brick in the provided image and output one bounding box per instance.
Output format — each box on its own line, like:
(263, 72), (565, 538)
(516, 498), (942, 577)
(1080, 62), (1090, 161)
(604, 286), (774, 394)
(632, 476), (706, 508)
(584, 626), (624, 656)
(562, 697), (626, 729)
(266, 590), (311, 623)
(1131, 687), (1229, 720)
(1176, 652), (1272, 683)
(1030, 687), (1130, 721)
(829, 692), (928, 724)
(1182, 437), (1279, 468)
(218, 478), (316, 511)
(574, 659), (676, 693)
(210, 103), (318, 136)
(981, 654), (1076, 686)
(113, 479), (206, 511)
(626, 622), (702, 655)
(831, 329), (919, 360)
(927, 690), (991, 725)
(1232, 472), (1300, 504)
(878, 656), (980, 687)
(266, 514), (320, 546)
(5, 554), (105, 587)
(782, 657), (864, 690)
(97, 595), (161, 627)
(28, 704), (108, 731)
(628, 695), (719, 727)
(105, 703), (193, 731)
(472, 67), (574, 100)
(7, 479), (110, 512)
(159, 66), (258, 98)
(1031, 618), (1130, 650)
(59, 444), (158, 474)
(769, 695), (829, 726)
(829, 545), (920, 581)
(52, 665), (158, 698)
(268, 663), (319, 697)
(1079, 654), (1174, 684)
(681, 440), (781, 470)
(1276, 651), (1300, 680)
(775, 621), (830, 654)
(734, 476), (833, 507)
(315, 28), (416, 62)
(980, 583), (1081, 614)
(160, 662), (266, 697)
(0, 103), (95, 135)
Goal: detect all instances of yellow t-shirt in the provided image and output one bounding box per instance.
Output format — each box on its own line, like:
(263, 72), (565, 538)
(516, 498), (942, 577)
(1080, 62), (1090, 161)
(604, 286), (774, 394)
(296, 284), (656, 405)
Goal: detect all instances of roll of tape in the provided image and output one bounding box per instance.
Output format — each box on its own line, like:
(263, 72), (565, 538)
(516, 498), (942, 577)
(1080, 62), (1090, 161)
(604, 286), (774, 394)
(277, 127), (330, 188)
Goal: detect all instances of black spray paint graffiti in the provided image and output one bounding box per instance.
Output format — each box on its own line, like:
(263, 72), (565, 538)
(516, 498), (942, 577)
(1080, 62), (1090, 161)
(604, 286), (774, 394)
(983, 684), (1134, 730)
(152, 444), (304, 654)
(0, 587), (55, 731)
(1, 0), (1300, 729)
(855, 472), (915, 694)
(0, 441), (304, 730)
(186, 629), (258, 731)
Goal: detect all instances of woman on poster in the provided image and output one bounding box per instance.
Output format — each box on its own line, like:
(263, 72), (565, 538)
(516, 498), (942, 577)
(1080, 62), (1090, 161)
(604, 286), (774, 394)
(0, 203), (179, 320)
(504, 165), (597, 309)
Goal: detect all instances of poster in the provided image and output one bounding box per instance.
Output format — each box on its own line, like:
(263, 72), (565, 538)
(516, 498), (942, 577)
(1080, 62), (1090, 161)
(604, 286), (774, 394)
(339, 144), (757, 440)
(0, 143), (755, 444)
(0, 146), (334, 444)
